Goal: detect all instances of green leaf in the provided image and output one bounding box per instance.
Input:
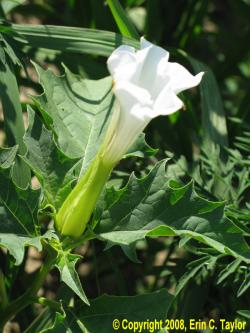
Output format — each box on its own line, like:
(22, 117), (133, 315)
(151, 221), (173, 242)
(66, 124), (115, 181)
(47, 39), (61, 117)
(0, 47), (30, 188)
(217, 258), (242, 284)
(23, 107), (78, 210)
(1, 34), (23, 67)
(175, 256), (210, 296)
(186, 56), (228, 148)
(106, 0), (140, 39)
(0, 148), (56, 264)
(237, 270), (250, 297)
(55, 251), (89, 305)
(124, 133), (158, 159)
(95, 160), (250, 263)
(237, 310), (250, 320)
(23, 309), (57, 333)
(24, 289), (173, 333)
(12, 24), (139, 56)
(0, 173), (40, 236)
(0, 145), (18, 169)
(0, 204), (55, 265)
(0, 220), (56, 265)
(40, 312), (68, 333)
(57, 289), (173, 333)
(34, 65), (114, 173)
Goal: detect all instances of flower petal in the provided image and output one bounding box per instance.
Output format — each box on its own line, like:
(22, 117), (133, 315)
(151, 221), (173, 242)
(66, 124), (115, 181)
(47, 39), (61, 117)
(140, 36), (154, 49)
(154, 84), (183, 116)
(137, 38), (169, 93)
(167, 62), (204, 94)
(103, 82), (153, 164)
(103, 104), (150, 164)
(114, 81), (153, 120)
(107, 45), (137, 82)
(140, 37), (169, 62)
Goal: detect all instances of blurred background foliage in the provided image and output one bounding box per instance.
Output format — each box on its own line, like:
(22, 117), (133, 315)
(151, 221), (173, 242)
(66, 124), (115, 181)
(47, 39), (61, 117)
(0, 0), (250, 331)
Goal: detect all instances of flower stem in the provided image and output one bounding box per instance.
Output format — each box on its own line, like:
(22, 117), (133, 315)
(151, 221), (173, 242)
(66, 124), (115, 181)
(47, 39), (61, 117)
(0, 247), (56, 329)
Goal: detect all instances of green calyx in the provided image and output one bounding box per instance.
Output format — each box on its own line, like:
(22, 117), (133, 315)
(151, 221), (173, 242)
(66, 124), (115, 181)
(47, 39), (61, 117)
(55, 154), (113, 237)
(55, 106), (119, 238)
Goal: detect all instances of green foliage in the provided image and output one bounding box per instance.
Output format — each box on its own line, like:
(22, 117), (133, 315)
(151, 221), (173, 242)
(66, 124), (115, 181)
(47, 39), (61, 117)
(0, 146), (55, 265)
(106, 0), (140, 39)
(0, 37), (30, 188)
(55, 251), (89, 305)
(0, 0), (249, 331)
(70, 290), (173, 333)
(23, 107), (78, 210)
(12, 24), (139, 56)
(95, 160), (250, 262)
(25, 289), (173, 333)
(34, 64), (114, 161)
(186, 57), (228, 148)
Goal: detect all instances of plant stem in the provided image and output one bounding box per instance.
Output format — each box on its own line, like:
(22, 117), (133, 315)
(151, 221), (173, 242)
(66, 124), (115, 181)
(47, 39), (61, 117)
(0, 248), (56, 329)
(0, 270), (8, 310)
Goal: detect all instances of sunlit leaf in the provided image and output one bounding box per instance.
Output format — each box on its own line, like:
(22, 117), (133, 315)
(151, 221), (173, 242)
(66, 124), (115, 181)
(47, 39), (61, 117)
(95, 160), (250, 263)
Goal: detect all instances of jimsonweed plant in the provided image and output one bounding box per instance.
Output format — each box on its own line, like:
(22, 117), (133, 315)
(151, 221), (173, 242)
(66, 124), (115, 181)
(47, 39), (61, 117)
(56, 37), (204, 237)
(0, 1), (249, 332)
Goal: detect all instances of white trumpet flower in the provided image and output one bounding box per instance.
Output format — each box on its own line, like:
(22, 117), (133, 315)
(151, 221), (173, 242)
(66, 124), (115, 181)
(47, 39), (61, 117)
(103, 37), (204, 164)
(56, 38), (204, 237)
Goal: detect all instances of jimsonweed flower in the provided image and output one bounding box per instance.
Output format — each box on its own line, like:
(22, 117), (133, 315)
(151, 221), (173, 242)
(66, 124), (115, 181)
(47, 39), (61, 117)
(103, 37), (204, 165)
(55, 38), (204, 237)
